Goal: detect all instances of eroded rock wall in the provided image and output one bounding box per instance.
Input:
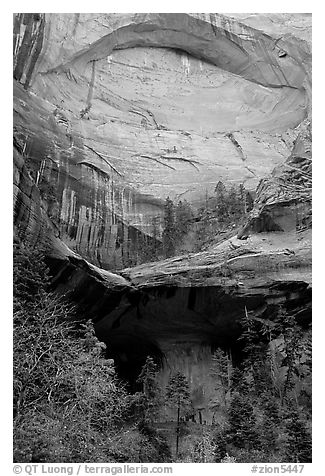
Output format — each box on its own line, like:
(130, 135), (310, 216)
(13, 13), (312, 418)
(13, 13), (45, 88)
(13, 13), (311, 269)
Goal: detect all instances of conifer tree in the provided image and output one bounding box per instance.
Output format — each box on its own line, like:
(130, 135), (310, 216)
(162, 197), (176, 258)
(273, 307), (304, 404)
(237, 184), (254, 215)
(239, 183), (247, 214)
(227, 391), (259, 450)
(259, 394), (281, 455)
(214, 181), (228, 223)
(238, 308), (268, 394)
(137, 217), (161, 264)
(229, 366), (249, 395)
(195, 204), (214, 250)
(175, 200), (193, 242)
(283, 408), (312, 462)
(136, 356), (161, 424)
(246, 191), (254, 212)
(210, 348), (232, 407)
(165, 372), (192, 457)
(227, 185), (242, 220)
(150, 216), (161, 260)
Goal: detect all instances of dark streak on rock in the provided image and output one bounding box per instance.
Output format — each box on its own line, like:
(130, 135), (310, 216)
(84, 144), (123, 177)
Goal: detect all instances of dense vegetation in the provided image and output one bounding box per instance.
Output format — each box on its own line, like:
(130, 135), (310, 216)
(13, 239), (311, 463)
(124, 182), (254, 267)
(161, 310), (311, 463)
(202, 310), (312, 463)
(13, 239), (171, 463)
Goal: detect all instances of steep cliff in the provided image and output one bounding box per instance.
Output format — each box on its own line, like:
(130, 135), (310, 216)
(13, 13), (312, 421)
(13, 13), (311, 268)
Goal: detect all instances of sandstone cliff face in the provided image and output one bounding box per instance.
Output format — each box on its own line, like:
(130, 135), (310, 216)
(13, 13), (311, 268)
(13, 13), (312, 421)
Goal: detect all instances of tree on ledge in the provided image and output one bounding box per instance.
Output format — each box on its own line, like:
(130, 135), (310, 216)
(162, 197), (176, 258)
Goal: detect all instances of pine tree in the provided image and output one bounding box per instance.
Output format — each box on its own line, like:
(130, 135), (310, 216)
(176, 200), (193, 234)
(175, 200), (193, 246)
(210, 348), (232, 408)
(214, 181), (228, 223)
(137, 217), (161, 264)
(246, 191), (254, 212)
(227, 392), (259, 451)
(150, 215), (161, 260)
(238, 308), (267, 394)
(229, 366), (250, 395)
(227, 185), (242, 220)
(283, 408), (312, 462)
(259, 394), (281, 455)
(162, 197), (176, 258)
(165, 372), (192, 457)
(239, 184), (247, 214)
(195, 204), (214, 250)
(136, 356), (161, 424)
(274, 307), (304, 404)
(264, 337), (287, 403)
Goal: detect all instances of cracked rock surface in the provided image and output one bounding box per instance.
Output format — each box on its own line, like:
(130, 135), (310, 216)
(14, 13), (311, 268)
(13, 13), (312, 416)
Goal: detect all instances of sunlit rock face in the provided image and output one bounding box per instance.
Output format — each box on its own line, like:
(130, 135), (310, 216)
(13, 13), (311, 269)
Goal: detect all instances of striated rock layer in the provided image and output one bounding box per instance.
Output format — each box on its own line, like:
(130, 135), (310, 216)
(13, 13), (311, 268)
(42, 124), (311, 420)
(13, 13), (312, 421)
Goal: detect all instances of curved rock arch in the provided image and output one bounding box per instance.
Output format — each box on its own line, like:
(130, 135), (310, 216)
(49, 13), (307, 89)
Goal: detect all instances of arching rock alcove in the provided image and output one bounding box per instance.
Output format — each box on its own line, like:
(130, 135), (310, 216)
(14, 13), (311, 268)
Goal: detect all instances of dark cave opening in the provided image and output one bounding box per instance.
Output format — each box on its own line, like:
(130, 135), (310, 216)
(46, 255), (312, 392)
(104, 333), (165, 392)
(103, 333), (247, 394)
(93, 283), (311, 389)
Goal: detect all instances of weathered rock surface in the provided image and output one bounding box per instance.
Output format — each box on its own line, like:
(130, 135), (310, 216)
(51, 222), (311, 422)
(13, 13), (311, 268)
(13, 13), (312, 421)
(238, 119), (312, 238)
